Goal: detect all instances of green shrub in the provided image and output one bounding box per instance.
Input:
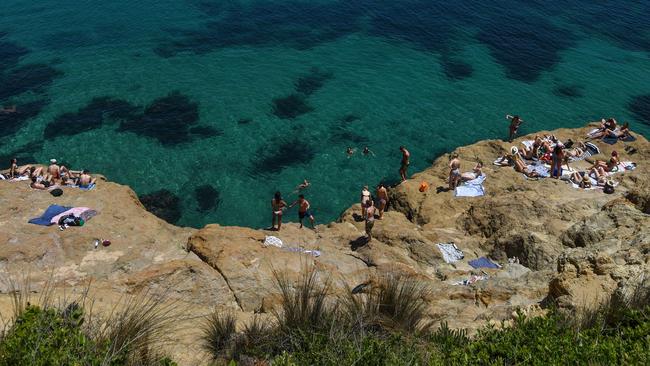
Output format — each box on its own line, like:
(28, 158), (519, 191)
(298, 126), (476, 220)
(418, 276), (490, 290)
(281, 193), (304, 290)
(0, 304), (106, 366)
(0, 285), (179, 366)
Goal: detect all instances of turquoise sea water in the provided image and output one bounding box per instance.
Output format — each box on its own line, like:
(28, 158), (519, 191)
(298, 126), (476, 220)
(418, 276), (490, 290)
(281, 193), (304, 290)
(1, 0), (649, 228)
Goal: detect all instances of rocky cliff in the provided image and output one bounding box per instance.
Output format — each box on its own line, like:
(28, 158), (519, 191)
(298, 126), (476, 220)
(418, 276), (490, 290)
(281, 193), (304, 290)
(1, 123), (648, 364)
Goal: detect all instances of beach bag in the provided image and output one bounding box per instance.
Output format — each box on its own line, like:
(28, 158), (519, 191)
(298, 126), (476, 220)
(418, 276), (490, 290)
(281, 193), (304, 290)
(58, 215), (85, 227)
(50, 188), (63, 197)
(604, 181), (615, 194)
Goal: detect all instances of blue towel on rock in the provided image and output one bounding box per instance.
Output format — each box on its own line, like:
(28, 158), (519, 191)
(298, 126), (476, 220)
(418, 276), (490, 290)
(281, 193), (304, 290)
(469, 257), (501, 269)
(28, 205), (72, 226)
(603, 135), (636, 145)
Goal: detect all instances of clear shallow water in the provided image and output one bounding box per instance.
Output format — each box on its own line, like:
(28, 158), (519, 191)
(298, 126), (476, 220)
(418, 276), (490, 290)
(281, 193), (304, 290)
(1, 0), (649, 228)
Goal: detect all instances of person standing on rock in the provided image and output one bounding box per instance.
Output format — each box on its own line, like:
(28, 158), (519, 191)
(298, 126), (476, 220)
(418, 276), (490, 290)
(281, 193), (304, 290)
(271, 191), (287, 231)
(289, 194), (315, 229)
(365, 199), (376, 246)
(361, 186), (371, 219)
(550, 145), (565, 179)
(449, 153), (461, 190)
(399, 146), (410, 182)
(376, 183), (388, 220)
(506, 114), (524, 142)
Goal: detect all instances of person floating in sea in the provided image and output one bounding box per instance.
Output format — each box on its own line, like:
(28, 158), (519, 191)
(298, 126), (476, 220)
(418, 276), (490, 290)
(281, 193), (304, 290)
(376, 183), (388, 220)
(506, 114), (524, 142)
(0, 105), (16, 114)
(364, 199), (376, 247)
(399, 146), (410, 182)
(362, 146), (375, 156)
(271, 191), (287, 231)
(289, 194), (315, 229)
(346, 147), (355, 158)
(448, 152), (461, 190)
(293, 179), (310, 193)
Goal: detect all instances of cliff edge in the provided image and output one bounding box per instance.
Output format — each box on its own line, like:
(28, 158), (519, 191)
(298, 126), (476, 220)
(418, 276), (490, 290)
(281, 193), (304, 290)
(1, 123), (648, 364)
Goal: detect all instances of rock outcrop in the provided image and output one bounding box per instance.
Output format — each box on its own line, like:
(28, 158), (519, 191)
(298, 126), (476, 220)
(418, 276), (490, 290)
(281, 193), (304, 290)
(1, 123), (648, 364)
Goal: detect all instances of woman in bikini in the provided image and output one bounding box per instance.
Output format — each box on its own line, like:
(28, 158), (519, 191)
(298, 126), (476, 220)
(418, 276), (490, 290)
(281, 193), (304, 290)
(512, 148), (539, 178)
(271, 191), (287, 231)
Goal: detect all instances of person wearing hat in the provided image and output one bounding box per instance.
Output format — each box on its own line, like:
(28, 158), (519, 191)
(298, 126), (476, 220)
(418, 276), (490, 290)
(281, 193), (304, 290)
(604, 180), (616, 194)
(361, 186), (371, 219)
(511, 146), (540, 178)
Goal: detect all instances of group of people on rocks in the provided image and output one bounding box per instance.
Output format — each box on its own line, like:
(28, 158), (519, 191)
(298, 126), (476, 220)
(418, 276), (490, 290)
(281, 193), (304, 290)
(3, 158), (96, 190)
(497, 116), (634, 191)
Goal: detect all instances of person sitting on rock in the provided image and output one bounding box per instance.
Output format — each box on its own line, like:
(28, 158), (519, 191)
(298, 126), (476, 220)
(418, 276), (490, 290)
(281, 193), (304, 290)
(461, 162), (483, 181)
(77, 170), (96, 188)
(511, 147), (539, 178)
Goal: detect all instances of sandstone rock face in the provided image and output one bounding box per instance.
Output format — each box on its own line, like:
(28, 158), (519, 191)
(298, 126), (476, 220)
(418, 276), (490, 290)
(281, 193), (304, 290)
(1, 123), (648, 364)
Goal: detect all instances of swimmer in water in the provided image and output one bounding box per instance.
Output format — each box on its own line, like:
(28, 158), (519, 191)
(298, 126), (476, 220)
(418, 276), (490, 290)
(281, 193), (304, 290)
(0, 105), (16, 114)
(363, 146), (375, 156)
(293, 179), (310, 193)
(346, 147), (355, 158)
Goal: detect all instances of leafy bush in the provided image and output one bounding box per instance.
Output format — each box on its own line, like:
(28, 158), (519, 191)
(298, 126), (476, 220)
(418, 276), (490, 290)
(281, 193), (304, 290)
(0, 305), (105, 366)
(199, 266), (650, 365)
(0, 281), (179, 366)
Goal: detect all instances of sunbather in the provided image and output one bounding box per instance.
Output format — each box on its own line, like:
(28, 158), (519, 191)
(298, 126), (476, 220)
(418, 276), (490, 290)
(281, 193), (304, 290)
(77, 170), (96, 187)
(30, 176), (49, 190)
(512, 147), (539, 178)
(461, 162), (483, 181)
(566, 141), (587, 158)
(590, 118), (620, 139)
(570, 172), (592, 189)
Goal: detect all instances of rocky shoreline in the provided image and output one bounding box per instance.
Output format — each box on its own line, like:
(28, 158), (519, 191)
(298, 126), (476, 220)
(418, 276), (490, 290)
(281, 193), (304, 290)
(1, 123), (648, 364)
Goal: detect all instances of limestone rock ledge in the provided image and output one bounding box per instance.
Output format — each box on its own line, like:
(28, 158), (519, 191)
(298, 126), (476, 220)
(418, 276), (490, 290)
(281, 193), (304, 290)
(1, 123), (648, 364)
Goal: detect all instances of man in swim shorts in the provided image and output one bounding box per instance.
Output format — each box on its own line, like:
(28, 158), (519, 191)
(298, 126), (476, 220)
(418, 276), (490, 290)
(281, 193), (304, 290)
(376, 183), (388, 219)
(289, 194), (315, 229)
(399, 146), (410, 182)
(448, 153), (461, 190)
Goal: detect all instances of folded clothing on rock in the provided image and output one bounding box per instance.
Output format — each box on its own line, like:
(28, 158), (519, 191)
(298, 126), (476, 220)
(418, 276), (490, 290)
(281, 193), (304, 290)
(282, 247), (321, 257)
(436, 243), (464, 263)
